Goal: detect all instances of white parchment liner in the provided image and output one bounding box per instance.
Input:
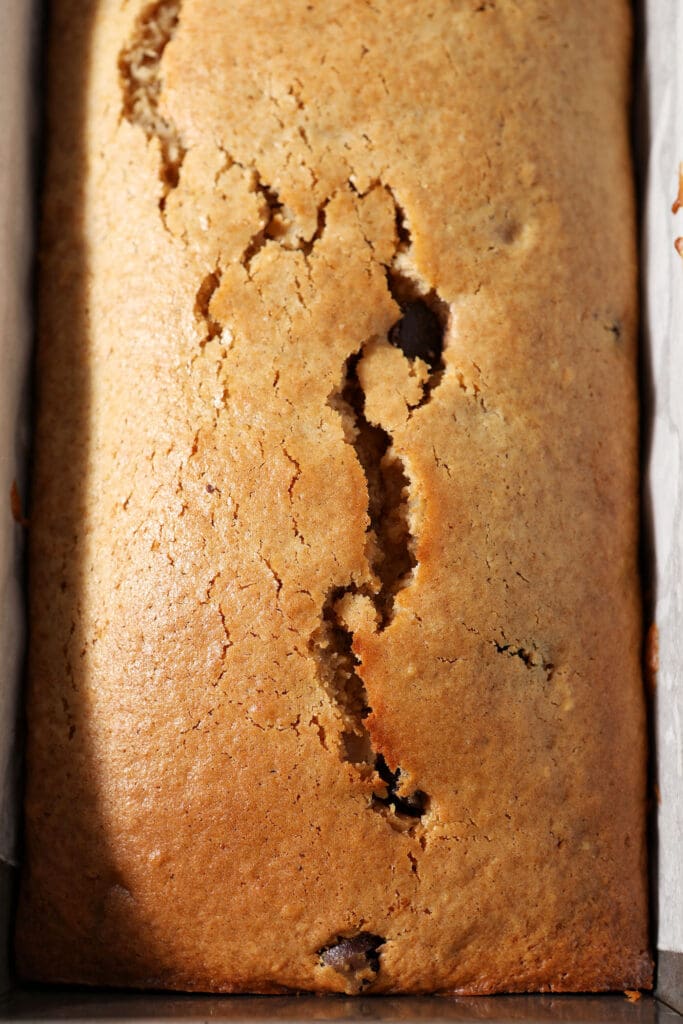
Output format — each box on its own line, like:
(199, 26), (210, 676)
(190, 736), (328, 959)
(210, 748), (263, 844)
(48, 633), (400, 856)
(0, 0), (680, 965)
(643, 1), (683, 959)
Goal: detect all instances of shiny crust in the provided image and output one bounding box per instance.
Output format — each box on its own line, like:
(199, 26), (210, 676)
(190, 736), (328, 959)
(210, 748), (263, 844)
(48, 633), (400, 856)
(16, 0), (652, 994)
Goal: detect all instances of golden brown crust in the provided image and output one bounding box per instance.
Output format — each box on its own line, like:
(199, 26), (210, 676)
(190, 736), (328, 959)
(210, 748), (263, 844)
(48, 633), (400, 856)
(17, 0), (652, 994)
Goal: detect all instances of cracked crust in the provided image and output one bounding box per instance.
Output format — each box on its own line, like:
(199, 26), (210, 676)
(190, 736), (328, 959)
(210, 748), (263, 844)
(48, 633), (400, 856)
(17, 0), (651, 995)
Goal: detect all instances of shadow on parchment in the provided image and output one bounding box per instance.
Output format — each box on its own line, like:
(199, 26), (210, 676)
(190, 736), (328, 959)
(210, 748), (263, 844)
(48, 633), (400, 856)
(632, 0), (660, 996)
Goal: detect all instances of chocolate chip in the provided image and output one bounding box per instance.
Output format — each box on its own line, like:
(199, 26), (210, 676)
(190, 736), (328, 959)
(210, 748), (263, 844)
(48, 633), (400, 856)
(319, 932), (384, 977)
(389, 300), (443, 370)
(206, 483), (215, 493)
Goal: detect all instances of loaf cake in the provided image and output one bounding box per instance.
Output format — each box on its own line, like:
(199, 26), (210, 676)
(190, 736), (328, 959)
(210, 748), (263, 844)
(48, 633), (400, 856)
(17, 0), (652, 994)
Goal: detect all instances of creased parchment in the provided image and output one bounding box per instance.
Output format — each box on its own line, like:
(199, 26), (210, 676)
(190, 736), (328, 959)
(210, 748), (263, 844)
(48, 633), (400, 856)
(643, 0), (683, 959)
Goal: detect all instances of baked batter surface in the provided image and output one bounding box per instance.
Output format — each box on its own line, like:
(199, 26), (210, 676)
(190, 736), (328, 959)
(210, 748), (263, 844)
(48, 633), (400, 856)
(17, 0), (651, 993)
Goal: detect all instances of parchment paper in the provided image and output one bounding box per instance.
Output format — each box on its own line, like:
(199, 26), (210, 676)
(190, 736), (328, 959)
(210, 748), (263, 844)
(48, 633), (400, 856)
(643, 0), (683, 960)
(0, 0), (680, 961)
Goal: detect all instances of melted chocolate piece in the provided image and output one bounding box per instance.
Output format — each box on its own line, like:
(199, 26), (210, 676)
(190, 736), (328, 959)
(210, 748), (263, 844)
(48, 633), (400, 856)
(319, 932), (384, 976)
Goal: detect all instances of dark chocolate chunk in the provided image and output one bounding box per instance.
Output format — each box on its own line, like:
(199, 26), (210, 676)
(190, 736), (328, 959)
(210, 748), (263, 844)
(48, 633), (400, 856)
(319, 932), (384, 976)
(389, 300), (443, 370)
